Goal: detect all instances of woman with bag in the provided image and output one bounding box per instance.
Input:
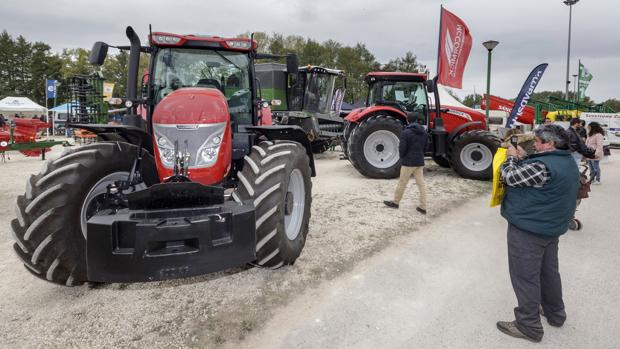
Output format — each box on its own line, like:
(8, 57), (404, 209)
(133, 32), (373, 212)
(585, 122), (605, 184)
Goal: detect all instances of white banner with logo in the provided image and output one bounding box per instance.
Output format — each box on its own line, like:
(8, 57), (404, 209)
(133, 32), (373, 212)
(581, 112), (620, 146)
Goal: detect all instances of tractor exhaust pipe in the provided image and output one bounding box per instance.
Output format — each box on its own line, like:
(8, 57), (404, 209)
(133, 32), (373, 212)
(123, 26), (145, 128)
(126, 26), (140, 105)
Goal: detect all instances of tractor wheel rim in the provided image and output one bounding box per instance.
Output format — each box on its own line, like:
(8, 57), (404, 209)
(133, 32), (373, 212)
(459, 143), (493, 172)
(284, 169), (305, 241)
(80, 171), (147, 237)
(363, 130), (400, 169)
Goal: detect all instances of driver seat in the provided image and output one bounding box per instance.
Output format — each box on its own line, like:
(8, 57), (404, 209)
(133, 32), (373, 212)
(196, 78), (221, 91)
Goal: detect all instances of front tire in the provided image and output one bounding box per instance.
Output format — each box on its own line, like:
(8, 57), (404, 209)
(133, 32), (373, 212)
(347, 115), (404, 178)
(11, 142), (158, 286)
(450, 130), (500, 180)
(234, 140), (312, 268)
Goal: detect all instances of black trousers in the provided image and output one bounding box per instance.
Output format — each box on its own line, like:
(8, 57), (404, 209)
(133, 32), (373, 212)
(507, 223), (566, 340)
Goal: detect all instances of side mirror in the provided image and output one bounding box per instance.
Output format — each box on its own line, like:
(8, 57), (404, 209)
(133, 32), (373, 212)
(425, 80), (435, 93)
(286, 54), (299, 75)
(89, 42), (109, 65)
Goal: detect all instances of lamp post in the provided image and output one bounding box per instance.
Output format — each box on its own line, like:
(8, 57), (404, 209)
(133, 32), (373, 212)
(572, 74), (578, 104)
(564, 0), (579, 100)
(482, 40), (499, 128)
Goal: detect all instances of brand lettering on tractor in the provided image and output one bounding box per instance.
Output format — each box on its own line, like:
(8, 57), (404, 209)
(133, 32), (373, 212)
(516, 71), (542, 117)
(499, 105), (512, 113)
(445, 25), (464, 77)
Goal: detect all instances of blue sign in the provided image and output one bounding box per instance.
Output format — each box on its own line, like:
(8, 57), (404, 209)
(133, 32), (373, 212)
(46, 79), (58, 99)
(506, 63), (548, 128)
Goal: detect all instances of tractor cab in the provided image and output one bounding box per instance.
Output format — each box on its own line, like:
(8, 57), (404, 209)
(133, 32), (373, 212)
(256, 63), (346, 153)
(365, 72), (430, 125)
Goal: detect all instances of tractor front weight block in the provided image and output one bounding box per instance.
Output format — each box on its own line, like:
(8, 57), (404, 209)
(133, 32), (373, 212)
(86, 201), (256, 283)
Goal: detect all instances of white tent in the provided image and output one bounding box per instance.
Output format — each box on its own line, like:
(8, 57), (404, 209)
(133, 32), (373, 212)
(0, 97), (47, 115)
(428, 85), (474, 111)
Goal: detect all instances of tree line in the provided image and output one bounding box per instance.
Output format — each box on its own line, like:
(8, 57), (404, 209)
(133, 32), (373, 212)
(0, 29), (617, 112)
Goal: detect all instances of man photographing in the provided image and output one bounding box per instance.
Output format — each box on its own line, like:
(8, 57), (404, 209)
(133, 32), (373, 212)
(496, 124), (579, 342)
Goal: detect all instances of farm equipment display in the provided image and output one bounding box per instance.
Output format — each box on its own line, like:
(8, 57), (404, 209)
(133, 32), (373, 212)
(342, 72), (500, 180)
(0, 118), (66, 161)
(10, 26), (315, 286)
(256, 63), (346, 153)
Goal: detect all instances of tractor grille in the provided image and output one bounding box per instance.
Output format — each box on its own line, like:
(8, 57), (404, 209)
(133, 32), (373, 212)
(153, 122), (226, 168)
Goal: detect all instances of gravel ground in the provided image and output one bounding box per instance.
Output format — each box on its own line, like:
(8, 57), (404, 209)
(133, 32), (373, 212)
(0, 143), (489, 348)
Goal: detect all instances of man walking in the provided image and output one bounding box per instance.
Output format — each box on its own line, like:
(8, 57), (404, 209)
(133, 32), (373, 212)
(567, 118), (594, 165)
(383, 112), (428, 214)
(496, 124), (580, 342)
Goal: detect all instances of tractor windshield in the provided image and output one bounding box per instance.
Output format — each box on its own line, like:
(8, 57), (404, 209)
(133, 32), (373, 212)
(303, 73), (337, 114)
(152, 48), (252, 124)
(369, 81), (428, 116)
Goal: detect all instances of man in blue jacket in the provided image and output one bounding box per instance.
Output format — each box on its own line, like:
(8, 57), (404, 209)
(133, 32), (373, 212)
(383, 112), (428, 214)
(496, 124), (580, 342)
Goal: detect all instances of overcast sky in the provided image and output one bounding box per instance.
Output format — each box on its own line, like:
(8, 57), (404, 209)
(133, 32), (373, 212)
(1, 0), (618, 102)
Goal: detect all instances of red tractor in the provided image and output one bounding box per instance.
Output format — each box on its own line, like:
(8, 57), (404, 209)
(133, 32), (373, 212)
(10, 27), (315, 286)
(343, 72), (500, 180)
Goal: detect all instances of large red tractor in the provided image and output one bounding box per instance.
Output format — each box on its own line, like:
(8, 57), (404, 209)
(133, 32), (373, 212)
(343, 72), (500, 180)
(10, 27), (315, 285)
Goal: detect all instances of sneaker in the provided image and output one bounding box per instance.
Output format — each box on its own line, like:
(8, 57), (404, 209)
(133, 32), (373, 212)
(592, 180), (601, 185)
(496, 321), (541, 343)
(416, 207), (427, 215)
(383, 200), (399, 209)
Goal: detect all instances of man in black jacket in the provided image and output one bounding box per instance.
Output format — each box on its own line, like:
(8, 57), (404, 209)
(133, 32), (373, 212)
(567, 118), (594, 165)
(384, 112), (428, 214)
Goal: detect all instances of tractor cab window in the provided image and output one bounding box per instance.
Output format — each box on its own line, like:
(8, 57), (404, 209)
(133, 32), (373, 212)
(304, 73), (336, 114)
(152, 48), (252, 124)
(370, 81), (428, 118)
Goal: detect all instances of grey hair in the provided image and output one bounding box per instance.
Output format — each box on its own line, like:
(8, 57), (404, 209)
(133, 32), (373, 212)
(534, 124), (569, 150)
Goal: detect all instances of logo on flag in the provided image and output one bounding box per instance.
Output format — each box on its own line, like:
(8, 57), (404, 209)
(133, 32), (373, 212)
(437, 7), (472, 89)
(578, 61), (593, 101)
(506, 63), (548, 128)
(46, 79), (58, 99)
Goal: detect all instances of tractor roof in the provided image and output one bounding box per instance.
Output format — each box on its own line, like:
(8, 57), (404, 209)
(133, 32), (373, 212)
(365, 72), (427, 83)
(299, 65), (344, 76)
(149, 32), (257, 52)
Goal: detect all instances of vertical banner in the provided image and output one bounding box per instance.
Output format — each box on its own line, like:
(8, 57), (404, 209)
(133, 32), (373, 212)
(505, 63), (548, 128)
(46, 79), (57, 99)
(578, 61), (593, 102)
(437, 7), (473, 89)
(103, 82), (115, 101)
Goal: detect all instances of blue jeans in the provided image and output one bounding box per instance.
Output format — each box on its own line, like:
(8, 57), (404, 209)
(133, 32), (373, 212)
(588, 160), (601, 181)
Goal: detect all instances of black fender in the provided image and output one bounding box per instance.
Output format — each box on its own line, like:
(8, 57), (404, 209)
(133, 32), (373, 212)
(447, 121), (483, 144)
(70, 124), (153, 154)
(246, 125), (316, 177)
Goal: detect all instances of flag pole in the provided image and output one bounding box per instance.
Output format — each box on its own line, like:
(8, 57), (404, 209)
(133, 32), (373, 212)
(45, 78), (49, 137)
(436, 4), (443, 77)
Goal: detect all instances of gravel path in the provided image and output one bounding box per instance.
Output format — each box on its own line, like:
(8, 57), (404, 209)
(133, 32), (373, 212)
(0, 144), (489, 348)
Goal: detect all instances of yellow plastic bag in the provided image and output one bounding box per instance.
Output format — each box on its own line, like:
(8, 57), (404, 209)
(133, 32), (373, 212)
(490, 148), (507, 207)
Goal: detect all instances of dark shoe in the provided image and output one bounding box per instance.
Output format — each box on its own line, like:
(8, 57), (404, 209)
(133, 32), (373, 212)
(539, 306), (564, 327)
(383, 200), (399, 209)
(416, 207), (427, 215)
(496, 321), (541, 343)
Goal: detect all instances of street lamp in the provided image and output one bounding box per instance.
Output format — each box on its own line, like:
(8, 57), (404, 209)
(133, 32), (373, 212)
(572, 74), (578, 104)
(483, 40), (499, 128)
(564, 0), (579, 100)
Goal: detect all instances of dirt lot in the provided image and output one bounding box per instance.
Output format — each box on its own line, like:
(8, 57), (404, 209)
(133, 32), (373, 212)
(0, 144), (489, 348)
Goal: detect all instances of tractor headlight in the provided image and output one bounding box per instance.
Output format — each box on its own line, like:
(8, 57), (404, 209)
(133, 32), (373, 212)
(155, 134), (175, 166)
(195, 125), (226, 167)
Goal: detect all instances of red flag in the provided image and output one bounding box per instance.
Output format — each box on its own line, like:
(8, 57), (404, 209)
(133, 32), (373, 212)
(437, 7), (472, 89)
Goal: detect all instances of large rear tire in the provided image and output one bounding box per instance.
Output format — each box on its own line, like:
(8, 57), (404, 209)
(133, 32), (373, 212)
(347, 115), (404, 178)
(450, 130), (500, 180)
(233, 140), (312, 268)
(11, 142), (158, 286)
